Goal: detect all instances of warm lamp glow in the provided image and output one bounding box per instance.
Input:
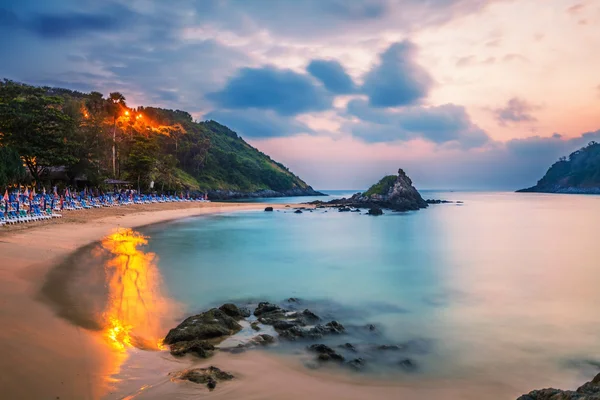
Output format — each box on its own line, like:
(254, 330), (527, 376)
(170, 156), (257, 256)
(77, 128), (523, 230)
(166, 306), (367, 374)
(124, 111), (130, 116)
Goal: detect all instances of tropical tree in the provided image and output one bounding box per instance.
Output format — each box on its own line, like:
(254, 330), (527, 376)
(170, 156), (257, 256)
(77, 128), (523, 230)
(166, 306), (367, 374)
(0, 80), (77, 182)
(0, 146), (27, 186)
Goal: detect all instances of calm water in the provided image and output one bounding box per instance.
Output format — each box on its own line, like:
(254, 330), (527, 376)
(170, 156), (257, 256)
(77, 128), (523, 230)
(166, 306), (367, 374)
(140, 191), (600, 393)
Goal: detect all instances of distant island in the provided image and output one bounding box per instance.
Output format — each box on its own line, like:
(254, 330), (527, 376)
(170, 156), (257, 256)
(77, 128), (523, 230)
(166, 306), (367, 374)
(0, 80), (323, 200)
(313, 168), (429, 213)
(517, 141), (600, 194)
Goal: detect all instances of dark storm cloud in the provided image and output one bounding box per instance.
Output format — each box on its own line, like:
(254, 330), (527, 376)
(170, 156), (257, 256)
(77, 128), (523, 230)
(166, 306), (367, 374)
(361, 41), (433, 108)
(206, 67), (332, 116)
(307, 60), (356, 94)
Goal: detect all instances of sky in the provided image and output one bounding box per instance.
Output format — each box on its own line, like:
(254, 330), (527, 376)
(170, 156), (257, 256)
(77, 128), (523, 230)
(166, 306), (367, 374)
(0, 0), (599, 190)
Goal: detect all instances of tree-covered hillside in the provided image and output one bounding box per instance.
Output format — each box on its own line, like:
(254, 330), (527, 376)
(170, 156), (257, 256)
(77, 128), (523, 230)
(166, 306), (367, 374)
(0, 80), (320, 197)
(518, 141), (600, 194)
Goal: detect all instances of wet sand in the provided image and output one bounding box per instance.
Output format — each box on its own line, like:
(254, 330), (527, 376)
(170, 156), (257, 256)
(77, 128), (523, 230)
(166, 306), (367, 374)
(0, 202), (517, 399)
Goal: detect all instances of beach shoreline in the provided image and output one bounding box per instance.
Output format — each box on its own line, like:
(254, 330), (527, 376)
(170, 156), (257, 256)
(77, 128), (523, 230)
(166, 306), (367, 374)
(0, 202), (284, 399)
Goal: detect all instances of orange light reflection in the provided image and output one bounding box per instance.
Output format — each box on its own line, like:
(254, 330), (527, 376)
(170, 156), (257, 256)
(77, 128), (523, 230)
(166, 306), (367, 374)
(100, 228), (170, 352)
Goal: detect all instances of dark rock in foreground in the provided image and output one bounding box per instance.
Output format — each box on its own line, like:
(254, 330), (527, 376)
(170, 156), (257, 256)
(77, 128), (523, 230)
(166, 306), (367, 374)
(164, 308), (242, 345)
(264, 206), (274, 212)
(219, 303), (251, 320)
(173, 366), (234, 390)
(517, 372), (600, 399)
(169, 339), (215, 358)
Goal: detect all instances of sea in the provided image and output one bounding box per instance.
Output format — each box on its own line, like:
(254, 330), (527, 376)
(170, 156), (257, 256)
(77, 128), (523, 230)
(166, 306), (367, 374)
(78, 190), (600, 398)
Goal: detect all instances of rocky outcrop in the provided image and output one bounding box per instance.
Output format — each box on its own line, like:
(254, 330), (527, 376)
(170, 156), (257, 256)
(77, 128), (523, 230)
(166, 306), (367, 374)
(207, 187), (326, 200)
(315, 169), (428, 212)
(172, 366), (234, 390)
(169, 339), (215, 358)
(517, 373), (600, 399)
(164, 308), (242, 345)
(164, 299), (422, 374)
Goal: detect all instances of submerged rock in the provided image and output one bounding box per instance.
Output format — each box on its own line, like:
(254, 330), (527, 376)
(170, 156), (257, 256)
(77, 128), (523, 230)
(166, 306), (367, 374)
(398, 358), (417, 371)
(173, 366), (234, 390)
(164, 308), (242, 345)
(250, 321), (261, 331)
(368, 207), (383, 216)
(264, 206), (274, 212)
(169, 339), (215, 358)
(347, 357), (367, 370)
(308, 344), (345, 362)
(517, 372), (600, 399)
(294, 209), (303, 214)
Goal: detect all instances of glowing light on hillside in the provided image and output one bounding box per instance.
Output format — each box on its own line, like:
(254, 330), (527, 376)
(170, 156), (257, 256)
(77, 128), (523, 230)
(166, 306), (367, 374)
(100, 228), (171, 352)
(124, 111), (130, 116)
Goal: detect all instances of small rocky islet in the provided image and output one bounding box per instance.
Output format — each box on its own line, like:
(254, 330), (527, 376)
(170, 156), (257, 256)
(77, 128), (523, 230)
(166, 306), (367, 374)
(307, 168), (461, 214)
(163, 298), (424, 389)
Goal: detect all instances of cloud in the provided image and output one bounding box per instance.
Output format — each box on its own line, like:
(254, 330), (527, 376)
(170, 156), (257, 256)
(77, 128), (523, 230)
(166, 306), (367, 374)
(456, 55), (476, 67)
(205, 109), (312, 139)
(307, 59), (356, 94)
(361, 41), (433, 108)
(207, 66), (332, 116)
(185, 0), (504, 41)
(346, 99), (489, 147)
(493, 97), (539, 126)
(567, 3), (585, 14)
(252, 129), (600, 190)
(503, 53), (528, 63)
(29, 11), (128, 39)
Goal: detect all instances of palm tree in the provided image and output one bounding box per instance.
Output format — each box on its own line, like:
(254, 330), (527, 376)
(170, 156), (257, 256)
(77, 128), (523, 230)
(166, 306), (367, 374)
(107, 92), (126, 177)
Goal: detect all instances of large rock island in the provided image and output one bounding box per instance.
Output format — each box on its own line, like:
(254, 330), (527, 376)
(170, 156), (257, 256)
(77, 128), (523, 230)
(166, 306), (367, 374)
(318, 168), (428, 212)
(518, 141), (600, 194)
(517, 372), (600, 399)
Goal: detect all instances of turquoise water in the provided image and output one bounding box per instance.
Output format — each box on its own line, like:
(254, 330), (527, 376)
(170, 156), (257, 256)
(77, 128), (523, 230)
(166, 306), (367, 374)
(140, 191), (600, 390)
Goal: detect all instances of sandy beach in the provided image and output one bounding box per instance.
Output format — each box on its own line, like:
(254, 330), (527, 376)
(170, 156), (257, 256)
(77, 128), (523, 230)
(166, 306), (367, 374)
(0, 202), (516, 400)
(0, 202), (277, 399)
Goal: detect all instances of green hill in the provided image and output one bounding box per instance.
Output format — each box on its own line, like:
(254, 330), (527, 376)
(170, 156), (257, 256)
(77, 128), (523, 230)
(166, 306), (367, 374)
(0, 80), (323, 198)
(517, 141), (600, 194)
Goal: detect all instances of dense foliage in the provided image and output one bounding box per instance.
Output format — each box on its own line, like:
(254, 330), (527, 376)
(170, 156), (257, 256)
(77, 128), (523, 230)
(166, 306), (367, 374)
(363, 175), (397, 197)
(525, 141), (600, 190)
(0, 80), (312, 193)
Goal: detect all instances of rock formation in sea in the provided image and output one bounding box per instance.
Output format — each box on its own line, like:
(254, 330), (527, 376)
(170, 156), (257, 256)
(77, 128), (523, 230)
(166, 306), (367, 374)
(517, 141), (600, 194)
(517, 372), (600, 399)
(163, 299), (421, 373)
(316, 168), (428, 211)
